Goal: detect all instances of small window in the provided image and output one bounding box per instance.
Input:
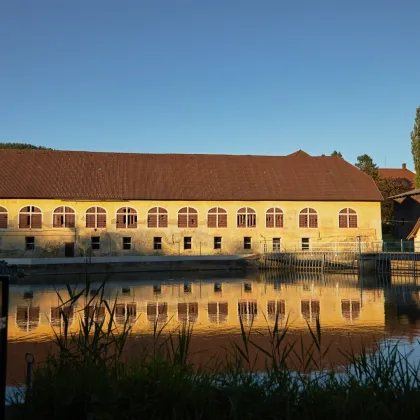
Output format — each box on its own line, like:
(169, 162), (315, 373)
(122, 237), (132, 250)
(154, 237), (162, 250)
(214, 236), (222, 250)
(301, 238), (310, 251)
(299, 208), (318, 228)
(91, 236), (100, 250)
(178, 207), (198, 228)
(273, 238), (280, 252)
(244, 282), (252, 293)
(184, 236), (192, 250)
(266, 208), (284, 228)
(153, 284), (162, 294)
(53, 206), (75, 228)
(0, 207), (8, 229)
(237, 207), (256, 228)
(25, 236), (35, 251)
(244, 237), (252, 250)
(184, 282), (192, 293)
(339, 208), (358, 228)
(148, 207), (168, 228)
(208, 207), (228, 228)
(214, 282), (222, 293)
(116, 207), (138, 229)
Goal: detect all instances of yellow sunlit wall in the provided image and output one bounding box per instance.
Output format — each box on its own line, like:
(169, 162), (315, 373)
(0, 199), (382, 257)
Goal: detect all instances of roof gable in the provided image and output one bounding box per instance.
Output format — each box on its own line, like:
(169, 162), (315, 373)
(0, 149), (383, 202)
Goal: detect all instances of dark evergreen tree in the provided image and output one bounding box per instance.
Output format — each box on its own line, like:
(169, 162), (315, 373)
(355, 154), (379, 181)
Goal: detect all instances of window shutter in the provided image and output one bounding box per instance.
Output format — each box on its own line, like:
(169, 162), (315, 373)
(31, 214), (42, 229)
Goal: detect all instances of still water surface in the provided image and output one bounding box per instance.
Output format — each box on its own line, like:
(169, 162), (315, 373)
(6, 271), (420, 384)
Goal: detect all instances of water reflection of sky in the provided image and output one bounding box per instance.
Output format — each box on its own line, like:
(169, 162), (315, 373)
(6, 272), (420, 383)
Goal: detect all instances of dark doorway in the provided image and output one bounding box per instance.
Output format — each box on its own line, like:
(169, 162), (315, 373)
(65, 242), (75, 257)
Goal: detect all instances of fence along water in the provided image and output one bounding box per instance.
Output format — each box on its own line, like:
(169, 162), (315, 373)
(260, 240), (420, 274)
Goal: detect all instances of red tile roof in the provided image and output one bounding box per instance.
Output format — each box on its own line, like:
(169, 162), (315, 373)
(0, 150), (383, 201)
(378, 168), (415, 186)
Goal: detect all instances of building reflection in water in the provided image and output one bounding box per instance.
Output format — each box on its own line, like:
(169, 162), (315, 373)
(8, 272), (420, 386)
(7, 272), (398, 341)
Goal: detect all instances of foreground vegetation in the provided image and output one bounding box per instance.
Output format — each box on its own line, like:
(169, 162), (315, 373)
(8, 281), (420, 419)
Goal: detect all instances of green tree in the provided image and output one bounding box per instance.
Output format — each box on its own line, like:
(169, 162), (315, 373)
(355, 154), (379, 181)
(411, 106), (420, 188)
(331, 151), (343, 158)
(0, 142), (51, 150)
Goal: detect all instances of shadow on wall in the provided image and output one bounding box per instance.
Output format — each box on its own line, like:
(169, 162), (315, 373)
(0, 230), (249, 258)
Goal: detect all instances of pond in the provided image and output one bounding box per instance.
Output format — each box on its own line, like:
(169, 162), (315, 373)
(6, 270), (420, 387)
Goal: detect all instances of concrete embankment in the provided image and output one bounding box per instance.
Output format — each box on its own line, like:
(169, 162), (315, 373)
(1, 255), (259, 279)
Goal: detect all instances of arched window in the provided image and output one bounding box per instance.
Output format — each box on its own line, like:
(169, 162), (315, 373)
(148, 207), (168, 228)
(339, 208), (358, 228)
(266, 207), (284, 228)
(178, 207), (198, 228)
(116, 207), (137, 228)
(16, 306), (40, 332)
(19, 206), (42, 229)
(85, 206), (107, 228)
(208, 207), (227, 228)
(0, 206), (8, 229)
(299, 208), (318, 228)
(341, 300), (361, 320)
(53, 206), (75, 228)
(237, 207), (256, 228)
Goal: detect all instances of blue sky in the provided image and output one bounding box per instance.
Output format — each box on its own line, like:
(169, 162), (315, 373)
(1, 0), (419, 169)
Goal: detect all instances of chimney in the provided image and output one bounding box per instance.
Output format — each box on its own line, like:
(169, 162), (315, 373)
(402, 163), (407, 170)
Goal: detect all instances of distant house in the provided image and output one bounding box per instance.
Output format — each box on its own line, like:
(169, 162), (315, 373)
(378, 163), (415, 188)
(0, 149), (383, 257)
(390, 189), (420, 240)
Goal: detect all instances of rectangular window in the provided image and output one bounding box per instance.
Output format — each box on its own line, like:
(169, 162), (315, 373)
(91, 236), (100, 250)
(301, 238), (310, 251)
(273, 238), (280, 252)
(122, 237), (132, 250)
(184, 236), (192, 250)
(214, 236), (222, 249)
(154, 237), (162, 250)
(25, 236), (35, 251)
(244, 237), (251, 250)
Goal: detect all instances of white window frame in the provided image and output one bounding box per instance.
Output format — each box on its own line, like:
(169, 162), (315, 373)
(338, 208), (358, 229)
(52, 206), (76, 228)
(116, 206), (138, 229)
(298, 207), (319, 229)
(147, 207), (169, 228)
(207, 207), (228, 228)
(85, 206), (107, 229)
(265, 207), (284, 228)
(237, 207), (257, 228)
(19, 206), (43, 229)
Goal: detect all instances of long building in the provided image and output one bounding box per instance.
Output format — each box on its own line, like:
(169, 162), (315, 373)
(0, 149), (383, 257)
